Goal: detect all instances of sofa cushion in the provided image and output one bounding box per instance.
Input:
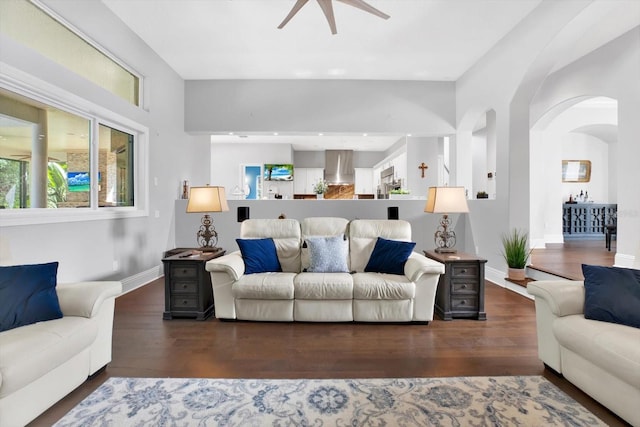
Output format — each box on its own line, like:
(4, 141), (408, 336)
(232, 273), (296, 300)
(0, 316), (97, 398)
(0, 262), (63, 333)
(301, 217), (349, 271)
(306, 235), (349, 273)
(365, 237), (416, 275)
(241, 219), (301, 272)
(353, 272), (415, 300)
(349, 219), (412, 272)
(553, 314), (640, 389)
(236, 238), (282, 274)
(294, 272), (353, 299)
(582, 264), (640, 329)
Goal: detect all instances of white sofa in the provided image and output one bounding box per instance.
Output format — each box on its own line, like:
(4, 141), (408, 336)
(528, 280), (640, 427)
(0, 280), (121, 427)
(206, 218), (445, 322)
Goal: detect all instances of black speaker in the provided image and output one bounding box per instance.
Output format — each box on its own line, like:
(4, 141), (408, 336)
(387, 206), (399, 220)
(237, 206), (250, 222)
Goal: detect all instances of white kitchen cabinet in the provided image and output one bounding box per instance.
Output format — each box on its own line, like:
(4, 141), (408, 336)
(354, 168), (374, 194)
(294, 168), (324, 194)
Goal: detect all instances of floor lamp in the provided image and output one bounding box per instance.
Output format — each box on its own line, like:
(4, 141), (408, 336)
(424, 186), (469, 253)
(186, 185), (229, 251)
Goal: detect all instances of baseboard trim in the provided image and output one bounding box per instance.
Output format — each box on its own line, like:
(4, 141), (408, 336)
(119, 265), (163, 295)
(485, 266), (534, 300)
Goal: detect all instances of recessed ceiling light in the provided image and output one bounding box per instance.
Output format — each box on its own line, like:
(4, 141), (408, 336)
(363, 133), (368, 136)
(273, 132), (278, 136)
(318, 133), (324, 136)
(228, 132), (234, 135)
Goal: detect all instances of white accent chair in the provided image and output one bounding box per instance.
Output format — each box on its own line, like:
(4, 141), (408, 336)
(0, 281), (121, 427)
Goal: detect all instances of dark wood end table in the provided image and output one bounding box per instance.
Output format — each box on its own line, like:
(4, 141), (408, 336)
(423, 250), (487, 321)
(162, 248), (225, 320)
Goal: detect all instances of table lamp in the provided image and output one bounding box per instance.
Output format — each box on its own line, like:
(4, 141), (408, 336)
(424, 186), (469, 253)
(186, 185), (229, 251)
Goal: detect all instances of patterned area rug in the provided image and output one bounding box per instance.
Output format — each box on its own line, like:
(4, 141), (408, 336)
(54, 376), (606, 426)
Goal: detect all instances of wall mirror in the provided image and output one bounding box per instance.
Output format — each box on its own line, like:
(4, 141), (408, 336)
(562, 160), (591, 182)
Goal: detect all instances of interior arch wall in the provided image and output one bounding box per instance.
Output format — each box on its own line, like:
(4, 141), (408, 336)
(530, 27), (640, 266)
(456, 0), (597, 279)
(530, 97), (618, 246)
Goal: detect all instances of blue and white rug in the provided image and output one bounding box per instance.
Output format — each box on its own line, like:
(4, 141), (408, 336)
(54, 376), (606, 426)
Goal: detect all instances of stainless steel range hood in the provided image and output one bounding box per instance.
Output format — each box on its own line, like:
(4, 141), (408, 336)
(324, 150), (354, 184)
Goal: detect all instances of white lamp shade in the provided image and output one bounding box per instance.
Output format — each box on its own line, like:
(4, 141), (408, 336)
(186, 186), (229, 213)
(425, 186), (469, 213)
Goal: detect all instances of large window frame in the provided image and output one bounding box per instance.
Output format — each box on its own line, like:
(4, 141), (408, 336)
(0, 73), (149, 226)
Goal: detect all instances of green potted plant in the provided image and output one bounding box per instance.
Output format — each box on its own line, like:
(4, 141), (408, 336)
(313, 180), (328, 198)
(476, 191), (488, 199)
(501, 228), (532, 281)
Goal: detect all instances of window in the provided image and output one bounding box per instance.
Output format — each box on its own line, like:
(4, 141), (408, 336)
(0, 86), (143, 218)
(0, 0), (140, 106)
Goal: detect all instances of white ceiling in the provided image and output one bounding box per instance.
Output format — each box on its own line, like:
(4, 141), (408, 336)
(99, 0), (638, 151)
(102, 0), (543, 81)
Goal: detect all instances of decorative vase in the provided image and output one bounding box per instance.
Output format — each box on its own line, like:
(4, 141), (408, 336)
(316, 193), (324, 199)
(507, 267), (526, 281)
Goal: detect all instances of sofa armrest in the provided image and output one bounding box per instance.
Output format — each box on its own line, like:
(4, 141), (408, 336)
(404, 252), (445, 282)
(56, 281), (122, 318)
(206, 251), (245, 281)
(527, 280), (585, 317)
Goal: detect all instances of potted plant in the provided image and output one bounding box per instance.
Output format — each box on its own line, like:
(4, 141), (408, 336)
(501, 228), (532, 281)
(476, 191), (488, 199)
(313, 180), (328, 199)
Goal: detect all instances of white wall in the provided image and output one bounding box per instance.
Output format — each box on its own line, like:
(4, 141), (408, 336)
(0, 0), (209, 290)
(186, 80), (456, 135)
(210, 143), (294, 199)
(560, 134), (609, 202)
(530, 101), (618, 245)
(456, 0), (640, 280)
(175, 199), (468, 257)
(530, 27), (640, 266)
(405, 137), (440, 198)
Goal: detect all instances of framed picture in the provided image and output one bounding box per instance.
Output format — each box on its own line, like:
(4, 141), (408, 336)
(263, 164), (294, 181)
(562, 160), (591, 182)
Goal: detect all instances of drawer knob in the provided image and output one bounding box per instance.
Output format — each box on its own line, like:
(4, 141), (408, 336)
(460, 269), (467, 274)
(182, 284), (188, 289)
(460, 300), (466, 305)
(183, 300), (188, 305)
(182, 269), (188, 274)
(461, 284), (467, 289)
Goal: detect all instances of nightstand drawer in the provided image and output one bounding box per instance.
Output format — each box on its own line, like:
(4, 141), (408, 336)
(451, 263), (478, 278)
(171, 296), (198, 310)
(172, 265), (198, 278)
(171, 281), (198, 293)
(451, 281), (478, 294)
(452, 296), (479, 311)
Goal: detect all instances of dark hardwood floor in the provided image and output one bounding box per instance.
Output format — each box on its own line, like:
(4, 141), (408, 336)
(30, 271), (628, 426)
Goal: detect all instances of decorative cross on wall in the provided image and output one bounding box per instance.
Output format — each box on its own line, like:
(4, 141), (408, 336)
(418, 162), (429, 178)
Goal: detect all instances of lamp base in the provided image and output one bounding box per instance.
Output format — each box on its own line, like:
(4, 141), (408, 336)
(435, 247), (458, 254)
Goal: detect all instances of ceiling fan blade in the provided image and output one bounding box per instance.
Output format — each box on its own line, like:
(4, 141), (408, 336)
(336, 0), (390, 20)
(278, 0), (310, 29)
(316, 0), (337, 34)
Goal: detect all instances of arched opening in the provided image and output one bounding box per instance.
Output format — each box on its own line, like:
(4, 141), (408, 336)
(530, 96), (618, 249)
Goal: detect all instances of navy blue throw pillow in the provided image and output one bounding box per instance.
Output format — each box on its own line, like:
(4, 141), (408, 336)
(365, 237), (416, 275)
(236, 238), (282, 274)
(0, 262), (63, 332)
(582, 264), (640, 329)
